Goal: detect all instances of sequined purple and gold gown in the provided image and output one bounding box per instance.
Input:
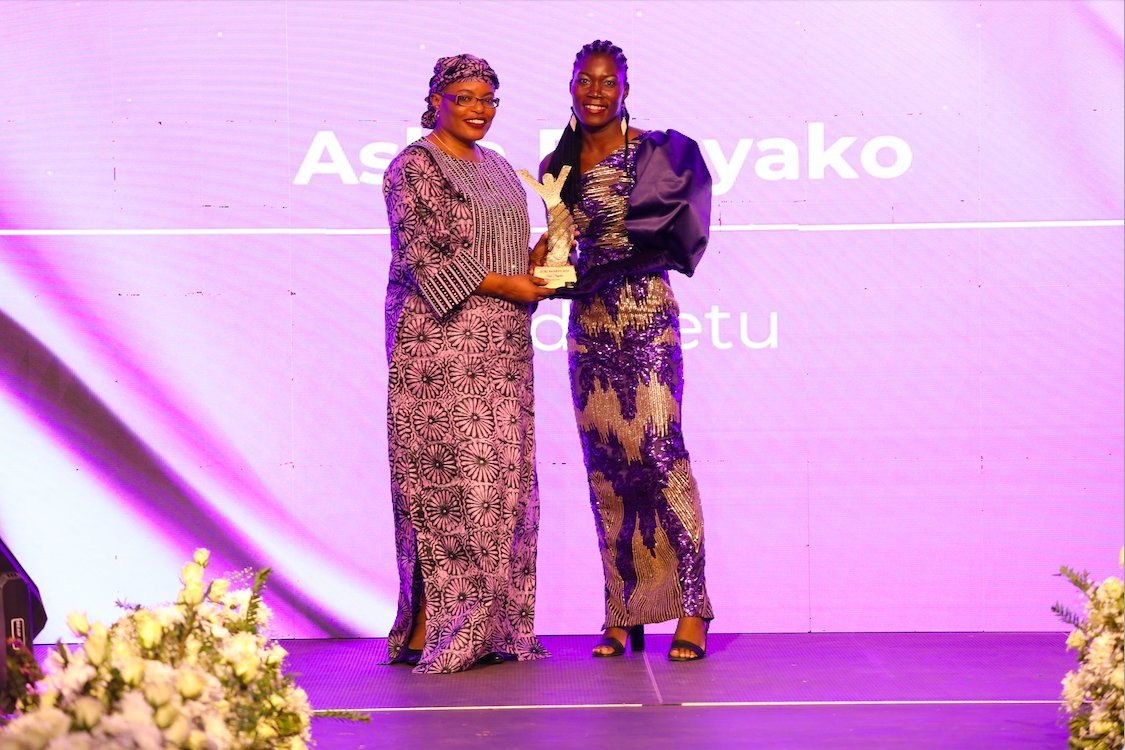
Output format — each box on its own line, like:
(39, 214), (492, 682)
(567, 130), (714, 629)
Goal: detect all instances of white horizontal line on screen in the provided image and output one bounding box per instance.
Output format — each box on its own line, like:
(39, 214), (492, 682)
(320, 703), (646, 713)
(320, 698), (1058, 713)
(712, 219), (1124, 232)
(0, 228), (393, 236)
(0, 219), (1121, 237)
(679, 699), (1060, 706)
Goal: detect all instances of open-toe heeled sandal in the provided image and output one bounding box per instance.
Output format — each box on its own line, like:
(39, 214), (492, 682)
(592, 625), (645, 658)
(668, 621), (709, 662)
(667, 639), (706, 661)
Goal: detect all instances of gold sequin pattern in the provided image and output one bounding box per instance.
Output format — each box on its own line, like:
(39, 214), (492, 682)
(568, 139), (713, 629)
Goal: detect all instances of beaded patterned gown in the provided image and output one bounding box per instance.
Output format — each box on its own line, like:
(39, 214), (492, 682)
(383, 139), (548, 673)
(568, 132), (714, 630)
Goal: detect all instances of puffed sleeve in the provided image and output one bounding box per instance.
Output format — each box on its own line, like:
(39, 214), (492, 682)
(625, 129), (712, 275)
(554, 130), (711, 299)
(383, 145), (488, 318)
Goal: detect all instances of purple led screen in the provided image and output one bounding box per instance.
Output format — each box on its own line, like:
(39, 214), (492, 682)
(0, 1), (1122, 642)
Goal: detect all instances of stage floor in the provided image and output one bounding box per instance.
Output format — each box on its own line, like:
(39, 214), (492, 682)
(284, 632), (1072, 749)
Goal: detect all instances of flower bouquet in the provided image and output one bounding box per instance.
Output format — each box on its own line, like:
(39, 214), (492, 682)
(1, 638), (43, 717)
(0, 549), (362, 749)
(1053, 549), (1125, 750)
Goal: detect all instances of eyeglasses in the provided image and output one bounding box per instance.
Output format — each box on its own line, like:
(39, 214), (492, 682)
(439, 93), (500, 109)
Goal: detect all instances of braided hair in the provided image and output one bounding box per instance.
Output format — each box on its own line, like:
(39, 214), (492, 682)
(546, 40), (630, 211)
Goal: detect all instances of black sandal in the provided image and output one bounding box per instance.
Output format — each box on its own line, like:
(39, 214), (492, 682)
(668, 621), (709, 661)
(667, 639), (706, 661)
(592, 625), (645, 657)
(475, 652), (508, 666)
(399, 647), (422, 666)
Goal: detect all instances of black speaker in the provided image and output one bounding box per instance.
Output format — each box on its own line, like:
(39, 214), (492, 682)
(0, 538), (47, 698)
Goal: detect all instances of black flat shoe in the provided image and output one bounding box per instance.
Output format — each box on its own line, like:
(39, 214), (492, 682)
(400, 647), (422, 666)
(475, 652), (507, 666)
(592, 625), (645, 658)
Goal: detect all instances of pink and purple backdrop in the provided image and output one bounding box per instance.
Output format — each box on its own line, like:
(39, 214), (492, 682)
(1, 0), (1122, 642)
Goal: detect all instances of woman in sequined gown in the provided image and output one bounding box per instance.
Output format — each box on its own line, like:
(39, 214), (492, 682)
(383, 54), (554, 674)
(538, 41), (714, 660)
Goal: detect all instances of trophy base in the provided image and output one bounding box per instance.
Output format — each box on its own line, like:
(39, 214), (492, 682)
(533, 265), (577, 290)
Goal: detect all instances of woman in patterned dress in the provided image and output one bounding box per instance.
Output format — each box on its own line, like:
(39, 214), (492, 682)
(383, 54), (554, 674)
(538, 40), (715, 661)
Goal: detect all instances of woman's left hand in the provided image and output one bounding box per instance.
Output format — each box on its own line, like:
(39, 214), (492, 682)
(529, 231), (549, 270)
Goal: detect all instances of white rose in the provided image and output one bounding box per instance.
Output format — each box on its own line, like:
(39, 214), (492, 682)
(110, 637), (138, 664)
(66, 612), (90, 637)
(226, 589), (252, 613)
(1097, 577), (1123, 602)
(1088, 634), (1116, 670)
(2, 706), (70, 749)
(192, 548), (210, 567)
(144, 680), (174, 708)
(255, 720), (278, 740)
(144, 659), (177, 682)
(208, 578), (230, 602)
(40, 706), (74, 736)
(153, 703), (180, 730)
(55, 662), (96, 697)
(177, 668), (206, 700)
(119, 656), (147, 686)
(153, 605), (185, 629)
(222, 632), (260, 674)
(138, 617), (164, 649)
(164, 714), (191, 746)
(266, 644), (288, 666)
(70, 695), (104, 730)
(254, 600), (275, 626)
(181, 562), (204, 588)
(233, 656), (260, 683)
(1061, 671), (1085, 711)
(84, 623), (109, 667)
(42, 733), (94, 750)
(187, 729), (210, 750)
(285, 686), (311, 715)
(180, 581), (205, 606)
(98, 707), (164, 750)
(118, 689), (155, 724)
(203, 713), (232, 745)
(1066, 629), (1088, 651)
(44, 644), (70, 671)
(1091, 719), (1115, 736)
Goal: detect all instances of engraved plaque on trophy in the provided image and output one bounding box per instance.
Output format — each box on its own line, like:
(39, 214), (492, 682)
(517, 165), (578, 289)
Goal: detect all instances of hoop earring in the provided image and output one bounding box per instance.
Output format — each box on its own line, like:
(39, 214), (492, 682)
(620, 107), (629, 136)
(569, 108), (578, 132)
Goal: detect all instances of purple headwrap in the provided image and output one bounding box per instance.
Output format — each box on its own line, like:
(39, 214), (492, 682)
(421, 53), (500, 129)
